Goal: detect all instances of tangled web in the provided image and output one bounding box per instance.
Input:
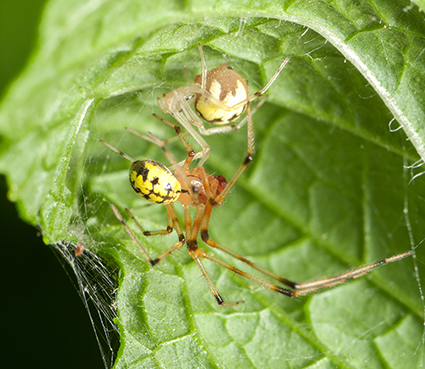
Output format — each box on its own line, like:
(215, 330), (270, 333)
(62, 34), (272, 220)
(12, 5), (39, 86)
(52, 242), (119, 368)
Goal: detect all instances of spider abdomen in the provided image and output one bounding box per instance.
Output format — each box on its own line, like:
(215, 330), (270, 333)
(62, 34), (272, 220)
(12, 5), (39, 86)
(130, 160), (181, 204)
(194, 63), (248, 124)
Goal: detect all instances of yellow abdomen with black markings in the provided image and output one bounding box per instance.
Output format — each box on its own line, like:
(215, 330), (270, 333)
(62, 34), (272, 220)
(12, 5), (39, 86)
(130, 160), (181, 204)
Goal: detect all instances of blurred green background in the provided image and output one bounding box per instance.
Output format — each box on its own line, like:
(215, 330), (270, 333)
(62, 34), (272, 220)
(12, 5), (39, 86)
(0, 2), (105, 368)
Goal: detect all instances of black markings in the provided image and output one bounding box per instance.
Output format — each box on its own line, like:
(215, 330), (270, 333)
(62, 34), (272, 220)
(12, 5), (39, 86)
(140, 165), (149, 183)
(131, 183), (141, 194)
(216, 295), (225, 305)
(209, 117), (223, 124)
(201, 229), (209, 241)
(243, 155), (253, 166)
(279, 279), (297, 289)
(275, 286), (293, 297)
(227, 113), (240, 122)
(209, 198), (219, 207)
(187, 239), (198, 252)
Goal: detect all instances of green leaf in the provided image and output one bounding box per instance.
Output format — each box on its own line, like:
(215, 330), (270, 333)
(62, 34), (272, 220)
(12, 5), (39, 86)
(1, 1), (425, 368)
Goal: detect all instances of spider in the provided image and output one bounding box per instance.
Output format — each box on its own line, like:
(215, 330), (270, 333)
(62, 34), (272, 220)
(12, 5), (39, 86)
(157, 44), (291, 166)
(100, 113), (412, 305)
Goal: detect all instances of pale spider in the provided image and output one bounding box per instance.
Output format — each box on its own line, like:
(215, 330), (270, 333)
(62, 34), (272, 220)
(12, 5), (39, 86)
(157, 44), (290, 166)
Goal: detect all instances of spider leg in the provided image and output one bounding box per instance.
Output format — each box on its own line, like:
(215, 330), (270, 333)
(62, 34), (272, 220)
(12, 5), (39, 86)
(192, 245), (295, 297)
(150, 204), (186, 265)
(151, 114), (193, 152)
(217, 56), (291, 112)
(110, 203), (185, 266)
(186, 204), (244, 305)
(126, 120), (187, 152)
(188, 248), (244, 306)
(198, 44), (207, 90)
(198, 195), (413, 297)
(188, 198), (291, 304)
(193, 56), (291, 115)
(151, 114), (207, 165)
(171, 89), (211, 166)
(207, 88), (254, 206)
(200, 201), (412, 297)
(251, 56), (291, 100)
(100, 140), (135, 162)
(125, 207), (173, 237)
(110, 203), (153, 262)
(200, 202), (297, 288)
(291, 250), (413, 296)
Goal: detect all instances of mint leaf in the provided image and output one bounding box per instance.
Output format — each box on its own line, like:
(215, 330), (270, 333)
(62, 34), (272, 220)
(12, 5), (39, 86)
(1, 1), (424, 368)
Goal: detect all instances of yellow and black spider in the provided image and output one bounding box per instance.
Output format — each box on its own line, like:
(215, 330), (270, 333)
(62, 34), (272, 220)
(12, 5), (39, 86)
(100, 112), (411, 305)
